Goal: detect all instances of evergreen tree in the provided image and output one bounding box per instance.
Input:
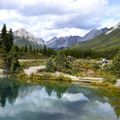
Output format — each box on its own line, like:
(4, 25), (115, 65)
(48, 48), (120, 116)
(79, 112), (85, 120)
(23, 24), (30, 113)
(33, 48), (36, 54)
(55, 51), (70, 71)
(8, 29), (14, 51)
(0, 25), (14, 52)
(24, 45), (28, 52)
(1, 24), (7, 40)
(29, 45), (32, 53)
(0, 45), (10, 73)
(45, 51), (71, 73)
(0, 24), (20, 74)
(3, 34), (9, 52)
(55, 51), (68, 67)
(10, 46), (20, 73)
(113, 51), (120, 77)
(43, 45), (47, 55)
(46, 58), (55, 72)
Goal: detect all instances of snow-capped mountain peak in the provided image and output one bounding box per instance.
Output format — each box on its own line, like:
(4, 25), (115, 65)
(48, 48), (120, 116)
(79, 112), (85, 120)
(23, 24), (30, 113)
(14, 28), (31, 38)
(14, 29), (45, 45)
(81, 28), (108, 41)
(105, 22), (120, 35)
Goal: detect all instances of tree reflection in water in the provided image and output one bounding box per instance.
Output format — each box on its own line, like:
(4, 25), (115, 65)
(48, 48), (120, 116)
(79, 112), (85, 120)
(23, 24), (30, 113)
(34, 81), (120, 119)
(45, 83), (68, 98)
(0, 78), (20, 107)
(39, 81), (120, 119)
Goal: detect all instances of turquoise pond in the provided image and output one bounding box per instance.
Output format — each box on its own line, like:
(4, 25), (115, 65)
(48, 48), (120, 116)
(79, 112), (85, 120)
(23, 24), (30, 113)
(0, 79), (120, 120)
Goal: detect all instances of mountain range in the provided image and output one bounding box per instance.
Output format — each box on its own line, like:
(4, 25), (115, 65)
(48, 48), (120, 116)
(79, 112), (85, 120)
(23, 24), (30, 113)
(46, 28), (108, 49)
(13, 27), (109, 49)
(11, 21), (120, 50)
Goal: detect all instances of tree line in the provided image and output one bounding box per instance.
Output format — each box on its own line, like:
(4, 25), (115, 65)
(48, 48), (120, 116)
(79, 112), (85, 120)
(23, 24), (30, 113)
(0, 24), (20, 74)
(14, 45), (56, 57)
(62, 47), (120, 59)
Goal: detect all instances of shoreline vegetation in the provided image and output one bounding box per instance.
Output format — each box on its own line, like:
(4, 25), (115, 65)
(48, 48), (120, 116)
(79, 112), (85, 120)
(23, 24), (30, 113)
(17, 71), (120, 93)
(18, 71), (120, 90)
(0, 24), (120, 92)
(0, 57), (120, 92)
(16, 56), (120, 92)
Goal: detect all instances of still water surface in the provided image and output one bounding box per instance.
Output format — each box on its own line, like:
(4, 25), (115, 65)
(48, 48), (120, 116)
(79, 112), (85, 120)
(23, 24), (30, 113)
(0, 79), (120, 120)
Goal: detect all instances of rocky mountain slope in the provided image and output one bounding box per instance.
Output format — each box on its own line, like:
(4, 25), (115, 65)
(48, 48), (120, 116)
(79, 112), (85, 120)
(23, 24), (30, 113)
(46, 28), (108, 49)
(46, 36), (81, 49)
(14, 29), (45, 47)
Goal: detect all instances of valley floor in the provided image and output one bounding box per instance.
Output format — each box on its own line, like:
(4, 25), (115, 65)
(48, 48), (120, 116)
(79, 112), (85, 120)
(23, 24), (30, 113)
(17, 58), (120, 88)
(0, 58), (120, 88)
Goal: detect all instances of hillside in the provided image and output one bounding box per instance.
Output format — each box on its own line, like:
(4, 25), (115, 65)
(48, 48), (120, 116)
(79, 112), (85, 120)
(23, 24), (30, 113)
(73, 27), (120, 51)
(62, 23), (120, 59)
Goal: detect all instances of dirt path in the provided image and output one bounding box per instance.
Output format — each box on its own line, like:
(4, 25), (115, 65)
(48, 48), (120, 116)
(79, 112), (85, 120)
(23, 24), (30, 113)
(24, 66), (103, 83)
(19, 59), (41, 62)
(24, 66), (46, 76)
(52, 71), (103, 82)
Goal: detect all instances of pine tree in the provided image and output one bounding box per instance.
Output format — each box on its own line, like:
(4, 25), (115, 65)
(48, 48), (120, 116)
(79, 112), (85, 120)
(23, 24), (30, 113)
(46, 58), (55, 72)
(1, 25), (14, 52)
(43, 45), (47, 55)
(8, 29), (14, 51)
(55, 51), (70, 71)
(0, 24), (20, 74)
(10, 46), (20, 73)
(0, 45), (10, 73)
(113, 51), (120, 77)
(24, 45), (28, 52)
(29, 45), (32, 53)
(33, 48), (36, 54)
(1, 24), (7, 40)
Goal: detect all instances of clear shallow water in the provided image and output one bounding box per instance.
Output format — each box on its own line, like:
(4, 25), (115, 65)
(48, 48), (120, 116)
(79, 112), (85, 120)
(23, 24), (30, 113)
(0, 79), (120, 120)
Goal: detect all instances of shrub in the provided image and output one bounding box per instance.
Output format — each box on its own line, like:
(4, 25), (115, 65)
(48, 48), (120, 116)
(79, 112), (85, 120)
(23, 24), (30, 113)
(92, 63), (101, 70)
(103, 72), (117, 84)
(56, 75), (71, 82)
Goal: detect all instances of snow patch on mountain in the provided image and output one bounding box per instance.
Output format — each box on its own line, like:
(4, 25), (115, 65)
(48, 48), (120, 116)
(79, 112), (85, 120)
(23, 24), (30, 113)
(81, 28), (108, 41)
(105, 22), (120, 35)
(14, 29), (45, 45)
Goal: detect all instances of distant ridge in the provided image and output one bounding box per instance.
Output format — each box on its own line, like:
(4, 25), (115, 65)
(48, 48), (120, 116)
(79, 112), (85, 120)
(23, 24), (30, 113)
(72, 21), (120, 51)
(46, 28), (108, 49)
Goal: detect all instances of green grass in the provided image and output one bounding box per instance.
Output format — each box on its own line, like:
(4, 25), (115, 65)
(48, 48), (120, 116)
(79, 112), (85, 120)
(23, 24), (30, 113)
(19, 58), (47, 69)
(18, 71), (71, 83)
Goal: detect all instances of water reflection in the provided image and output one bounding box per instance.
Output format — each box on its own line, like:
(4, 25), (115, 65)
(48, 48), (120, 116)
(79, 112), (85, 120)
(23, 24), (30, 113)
(0, 78), (20, 107)
(0, 80), (119, 120)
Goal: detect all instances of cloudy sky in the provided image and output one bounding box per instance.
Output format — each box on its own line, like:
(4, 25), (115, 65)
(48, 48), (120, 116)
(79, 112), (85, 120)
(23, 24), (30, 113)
(0, 0), (120, 41)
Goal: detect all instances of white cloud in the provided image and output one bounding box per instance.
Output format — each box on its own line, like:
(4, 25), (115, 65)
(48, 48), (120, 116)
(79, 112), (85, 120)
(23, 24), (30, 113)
(0, 10), (18, 21)
(0, 0), (120, 41)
